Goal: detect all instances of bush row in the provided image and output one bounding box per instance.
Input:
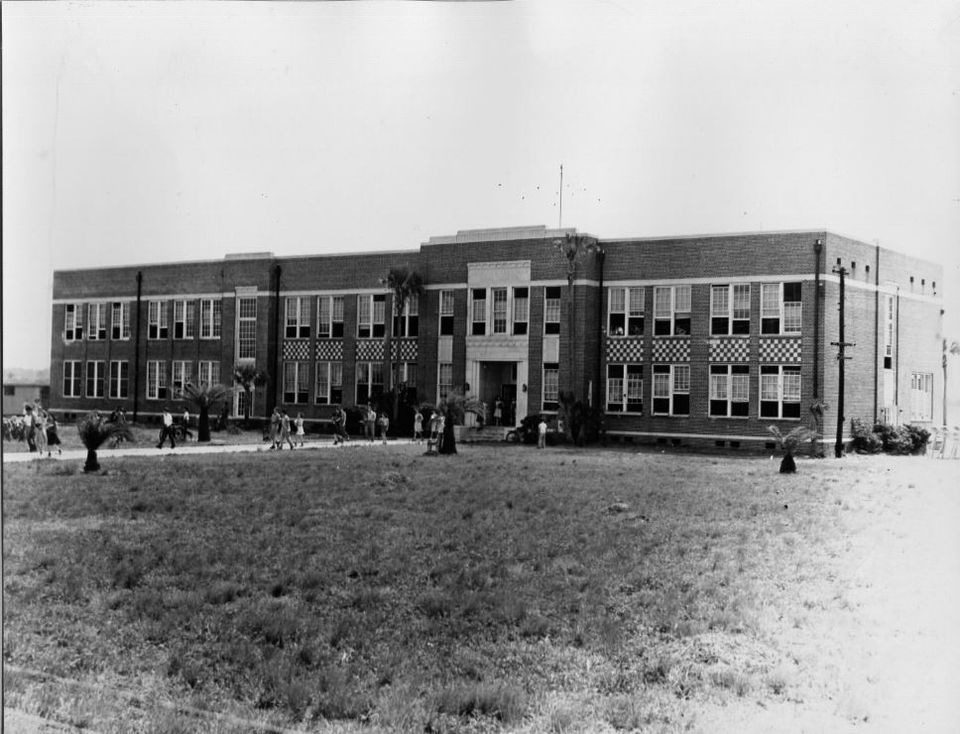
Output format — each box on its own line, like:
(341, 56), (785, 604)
(850, 419), (930, 455)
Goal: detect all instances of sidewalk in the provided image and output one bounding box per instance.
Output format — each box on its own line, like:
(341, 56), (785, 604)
(2, 438), (414, 464)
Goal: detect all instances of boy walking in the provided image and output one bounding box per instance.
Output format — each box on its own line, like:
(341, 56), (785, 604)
(158, 407), (176, 449)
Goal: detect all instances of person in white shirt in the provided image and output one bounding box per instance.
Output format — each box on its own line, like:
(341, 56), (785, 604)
(157, 407), (176, 449)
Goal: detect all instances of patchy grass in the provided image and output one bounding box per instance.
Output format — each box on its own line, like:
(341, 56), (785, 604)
(3, 447), (958, 732)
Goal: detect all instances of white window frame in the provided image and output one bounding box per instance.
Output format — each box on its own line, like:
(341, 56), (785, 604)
(760, 365), (802, 419)
(471, 288), (488, 335)
(172, 361), (192, 398)
(761, 282), (802, 335)
(356, 361), (384, 404)
(315, 361), (343, 405)
(710, 284), (751, 336)
(63, 361), (82, 398)
(652, 363), (691, 416)
(653, 285), (691, 336)
(109, 361), (129, 399)
(200, 299), (222, 340)
(111, 301), (131, 340)
(86, 360), (106, 398)
(542, 362), (560, 411)
(512, 287), (529, 336)
(198, 360), (221, 387)
(64, 304), (84, 341)
(438, 362), (453, 401)
(146, 360), (168, 401)
(606, 363), (643, 413)
(316, 295), (345, 339)
(709, 364), (750, 417)
(237, 297), (257, 360)
(87, 303), (107, 340)
(148, 301), (169, 340)
(884, 295), (895, 364)
(173, 300), (196, 340)
(608, 287), (645, 337)
(910, 372), (934, 421)
(285, 297), (311, 339)
(544, 287), (562, 335)
(394, 293), (420, 338)
(357, 295), (386, 339)
(491, 288), (508, 335)
(283, 361), (310, 404)
(439, 290), (456, 336)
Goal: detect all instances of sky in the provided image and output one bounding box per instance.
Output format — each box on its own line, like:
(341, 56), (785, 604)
(3, 0), (960, 372)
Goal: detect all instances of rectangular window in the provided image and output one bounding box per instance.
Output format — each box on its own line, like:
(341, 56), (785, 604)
(910, 372), (934, 421)
(606, 364), (643, 413)
(148, 301), (169, 339)
(544, 287), (561, 335)
(63, 361), (82, 398)
(64, 304), (84, 341)
(884, 295), (895, 369)
(198, 360), (221, 387)
(761, 282), (802, 335)
(654, 285), (691, 336)
(397, 362), (417, 387)
(357, 295), (386, 338)
(285, 297), (310, 339)
(283, 361), (310, 404)
(87, 303), (107, 340)
(709, 364), (750, 417)
(760, 365), (802, 418)
(111, 301), (131, 340)
(492, 288), (508, 334)
(512, 287), (529, 335)
(172, 361), (192, 398)
(237, 297), (257, 360)
(608, 287), (645, 337)
(200, 299), (222, 339)
(394, 293), (420, 338)
(173, 300), (196, 340)
(356, 361), (384, 404)
(147, 360), (168, 400)
(317, 295), (344, 339)
(652, 364), (690, 415)
(438, 362), (453, 401)
(315, 361), (343, 404)
(543, 362), (560, 411)
(109, 361), (129, 399)
(440, 290), (455, 336)
(471, 288), (487, 335)
(86, 360), (106, 398)
(711, 284), (751, 335)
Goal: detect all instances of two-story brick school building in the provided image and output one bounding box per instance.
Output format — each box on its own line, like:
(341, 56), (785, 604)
(49, 226), (944, 447)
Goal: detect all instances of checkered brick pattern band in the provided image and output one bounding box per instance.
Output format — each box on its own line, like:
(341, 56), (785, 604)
(759, 338), (801, 363)
(709, 338), (750, 363)
(606, 338), (644, 363)
(391, 338), (418, 361)
(356, 340), (384, 361)
(652, 338), (690, 363)
(283, 340), (310, 361)
(315, 340), (343, 361)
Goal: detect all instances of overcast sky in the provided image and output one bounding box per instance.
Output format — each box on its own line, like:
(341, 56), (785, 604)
(3, 0), (959, 370)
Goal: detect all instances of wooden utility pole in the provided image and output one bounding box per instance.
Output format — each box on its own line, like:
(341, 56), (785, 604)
(831, 265), (854, 458)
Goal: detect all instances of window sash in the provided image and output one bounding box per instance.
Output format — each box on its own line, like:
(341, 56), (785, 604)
(172, 361), (192, 397)
(88, 303), (107, 340)
(198, 361), (220, 386)
(543, 364), (559, 408)
(112, 301), (131, 340)
(147, 361), (167, 400)
(438, 363), (453, 400)
(63, 361), (82, 398)
(492, 288), (508, 334)
(200, 299), (222, 339)
(109, 361), (129, 399)
(86, 361), (105, 398)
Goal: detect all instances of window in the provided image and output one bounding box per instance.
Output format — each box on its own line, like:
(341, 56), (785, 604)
(64, 304), (84, 341)
(440, 290), (455, 336)
(542, 363), (559, 411)
(761, 282), (802, 335)
(148, 301), (169, 339)
(471, 288), (487, 335)
(490, 288), (508, 334)
(760, 365), (801, 418)
(111, 301), (131, 340)
(315, 362), (343, 404)
(911, 372), (934, 421)
(709, 365), (750, 417)
(86, 360), (106, 398)
(237, 297), (257, 360)
(3, 385), (14, 396)
(173, 300), (196, 340)
(283, 362), (310, 404)
(147, 361), (168, 400)
(358, 295), (386, 338)
(356, 361), (384, 404)
(608, 287), (645, 336)
(87, 303), (107, 340)
(317, 295), (345, 339)
(109, 361), (129, 399)
(884, 295), (895, 369)
(63, 361), (82, 398)
(397, 362), (417, 387)
(200, 299), (222, 339)
(438, 363), (453, 401)
(652, 364), (690, 415)
(544, 287), (561, 335)
(606, 364), (643, 413)
(198, 361), (220, 387)
(513, 287), (529, 335)
(654, 285), (691, 336)
(172, 361), (192, 398)
(285, 297), (310, 339)
(394, 293), (419, 337)
(711, 284), (750, 335)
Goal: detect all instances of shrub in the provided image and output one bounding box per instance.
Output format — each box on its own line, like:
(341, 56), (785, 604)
(850, 419), (882, 454)
(851, 419), (930, 455)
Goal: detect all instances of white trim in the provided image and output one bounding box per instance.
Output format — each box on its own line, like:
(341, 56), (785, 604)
(605, 429), (842, 444)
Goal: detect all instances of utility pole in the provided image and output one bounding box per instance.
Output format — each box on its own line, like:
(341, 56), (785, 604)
(831, 265), (855, 458)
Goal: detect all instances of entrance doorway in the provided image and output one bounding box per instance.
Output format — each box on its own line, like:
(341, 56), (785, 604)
(478, 362), (517, 426)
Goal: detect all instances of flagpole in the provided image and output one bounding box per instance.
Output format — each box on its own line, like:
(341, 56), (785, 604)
(558, 164), (564, 229)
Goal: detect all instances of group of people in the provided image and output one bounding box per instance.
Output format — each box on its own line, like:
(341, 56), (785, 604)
(157, 406), (195, 449)
(20, 402), (62, 457)
(267, 407), (306, 450)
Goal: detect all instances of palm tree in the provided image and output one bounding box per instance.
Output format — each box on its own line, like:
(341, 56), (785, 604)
(77, 413), (134, 472)
(437, 389), (467, 455)
(380, 266), (425, 424)
(182, 382), (232, 442)
(233, 364), (268, 428)
(767, 425), (819, 474)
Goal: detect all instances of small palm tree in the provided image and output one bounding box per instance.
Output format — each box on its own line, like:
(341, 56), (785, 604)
(437, 389), (467, 455)
(77, 413), (134, 472)
(233, 364), (268, 427)
(381, 266), (425, 423)
(767, 425), (819, 474)
(182, 382), (232, 442)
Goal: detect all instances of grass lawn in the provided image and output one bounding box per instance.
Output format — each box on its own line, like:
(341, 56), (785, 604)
(3, 422), (268, 454)
(3, 446), (959, 733)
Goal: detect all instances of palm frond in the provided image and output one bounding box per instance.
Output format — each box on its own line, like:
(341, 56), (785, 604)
(76, 414), (135, 451)
(182, 382), (232, 409)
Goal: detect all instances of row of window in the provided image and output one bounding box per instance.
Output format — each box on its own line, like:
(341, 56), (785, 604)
(62, 360), (221, 400)
(604, 364), (802, 419)
(63, 300), (222, 342)
(607, 282), (802, 337)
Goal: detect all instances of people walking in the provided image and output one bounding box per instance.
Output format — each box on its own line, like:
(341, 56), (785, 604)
(295, 413), (305, 447)
(332, 405), (349, 445)
(364, 404), (377, 442)
(23, 405), (37, 452)
(269, 407), (281, 449)
(182, 408), (194, 440)
(280, 409), (295, 450)
(157, 407), (176, 449)
(378, 412), (390, 444)
(45, 414), (63, 456)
